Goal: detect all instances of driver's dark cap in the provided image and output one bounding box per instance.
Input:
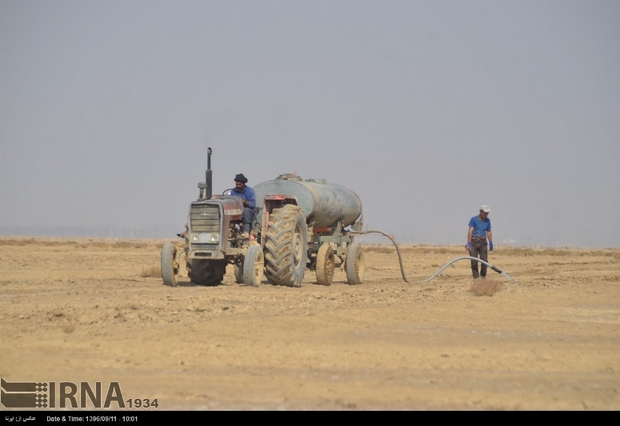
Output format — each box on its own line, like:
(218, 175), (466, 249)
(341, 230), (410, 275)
(234, 173), (248, 183)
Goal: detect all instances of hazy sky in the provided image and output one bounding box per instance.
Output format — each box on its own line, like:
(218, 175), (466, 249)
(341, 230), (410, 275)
(1, 0), (619, 247)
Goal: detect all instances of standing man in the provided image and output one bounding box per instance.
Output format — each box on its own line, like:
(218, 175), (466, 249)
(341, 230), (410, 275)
(231, 173), (256, 235)
(466, 205), (493, 279)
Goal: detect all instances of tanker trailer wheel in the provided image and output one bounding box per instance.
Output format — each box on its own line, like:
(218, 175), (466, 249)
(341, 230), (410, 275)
(315, 244), (335, 286)
(186, 259), (226, 286)
(345, 242), (365, 285)
(161, 243), (180, 287)
(243, 245), (264, 287)
(264, 205), (308, 287)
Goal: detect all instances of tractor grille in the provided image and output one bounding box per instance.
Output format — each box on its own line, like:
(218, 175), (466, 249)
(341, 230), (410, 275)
(189, 245), (214, 256)
(190, 203), (221, 233)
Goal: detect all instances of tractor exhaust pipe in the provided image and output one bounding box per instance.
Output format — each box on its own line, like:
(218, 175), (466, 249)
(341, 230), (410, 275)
(198, 147), (213, 200)
(206, 147), (212, 199)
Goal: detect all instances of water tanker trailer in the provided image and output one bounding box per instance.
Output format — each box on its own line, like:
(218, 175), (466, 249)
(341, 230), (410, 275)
(253, 173), (364, 286)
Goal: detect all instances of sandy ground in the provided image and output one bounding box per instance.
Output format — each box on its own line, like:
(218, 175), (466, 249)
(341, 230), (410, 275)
(1, 237), (619, 410)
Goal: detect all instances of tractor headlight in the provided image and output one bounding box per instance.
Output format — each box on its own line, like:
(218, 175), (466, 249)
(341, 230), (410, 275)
(191, 233), (219, 244)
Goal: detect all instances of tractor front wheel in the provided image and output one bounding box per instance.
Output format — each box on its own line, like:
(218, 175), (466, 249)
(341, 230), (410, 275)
(186, 259), (226, 286)
(234, 260), (244, 284)
(243, 245), (264, 287)
(161, 243), (179, 287)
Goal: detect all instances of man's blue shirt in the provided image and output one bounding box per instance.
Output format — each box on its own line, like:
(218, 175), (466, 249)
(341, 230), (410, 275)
(232, 186), (256, 209)
(468, 215), (491, 237)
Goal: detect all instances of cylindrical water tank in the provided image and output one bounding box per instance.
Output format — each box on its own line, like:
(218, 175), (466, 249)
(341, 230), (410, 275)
(254, 176), (362, 228)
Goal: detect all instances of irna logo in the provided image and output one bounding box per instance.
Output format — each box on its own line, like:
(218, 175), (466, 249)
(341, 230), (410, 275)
(1, 378), (125, 408)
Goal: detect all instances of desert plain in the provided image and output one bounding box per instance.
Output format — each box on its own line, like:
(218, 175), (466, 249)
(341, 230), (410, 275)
(1, 237), (619, 410)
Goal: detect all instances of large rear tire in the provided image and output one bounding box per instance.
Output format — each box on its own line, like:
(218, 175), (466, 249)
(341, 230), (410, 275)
(186, 259), (226, 286)
(264, 205), (308, 287)
(161, 243), (179, 287)
(315, 244), (335, 286)
(345, 242), (365, 285)
(243, 245), (264, 287)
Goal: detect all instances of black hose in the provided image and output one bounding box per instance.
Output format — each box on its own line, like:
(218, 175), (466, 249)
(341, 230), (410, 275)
(359, 230), (410, 283)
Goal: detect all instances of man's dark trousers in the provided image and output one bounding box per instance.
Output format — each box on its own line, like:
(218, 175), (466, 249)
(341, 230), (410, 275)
(469, 237), (488, 279)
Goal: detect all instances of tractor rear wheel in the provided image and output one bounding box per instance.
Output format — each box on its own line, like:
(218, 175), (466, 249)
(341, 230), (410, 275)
(345, 242), (365, 285)
(315, 244), (335, 286)
(186, 259), (226, 286)
(264, 205), (308, 287)
(161, 243), (179, 287)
